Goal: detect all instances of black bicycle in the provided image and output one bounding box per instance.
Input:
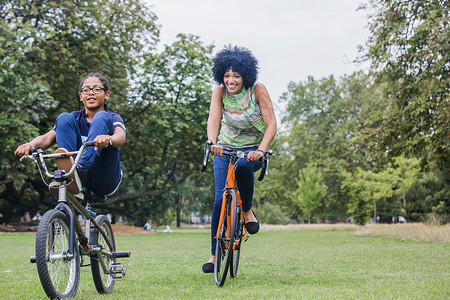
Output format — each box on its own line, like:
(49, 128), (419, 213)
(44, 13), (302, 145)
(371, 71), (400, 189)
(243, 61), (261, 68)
(18, 142), (130, 299)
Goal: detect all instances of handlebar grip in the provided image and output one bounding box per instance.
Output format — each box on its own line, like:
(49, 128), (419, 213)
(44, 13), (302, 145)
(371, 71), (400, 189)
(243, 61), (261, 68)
(257, 150), (272, 181)
(201, 140), (213, 172)
(15, 146), (41, 157)
(84, 141), (95, 148)
(201, 148), (209, 172)
(258, 155), (267, 181)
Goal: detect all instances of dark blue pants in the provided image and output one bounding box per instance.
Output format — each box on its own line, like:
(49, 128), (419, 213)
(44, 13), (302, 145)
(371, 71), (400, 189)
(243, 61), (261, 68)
(210, 147), (262, 255)
(54, 112), (122, 196)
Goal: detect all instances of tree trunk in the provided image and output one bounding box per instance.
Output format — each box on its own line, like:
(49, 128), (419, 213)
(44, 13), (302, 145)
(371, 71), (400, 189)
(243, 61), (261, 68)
(176, 207), (181, 228)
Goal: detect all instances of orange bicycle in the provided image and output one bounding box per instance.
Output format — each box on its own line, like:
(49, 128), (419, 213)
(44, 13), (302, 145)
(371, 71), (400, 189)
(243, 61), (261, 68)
(201, 140), (272, 286)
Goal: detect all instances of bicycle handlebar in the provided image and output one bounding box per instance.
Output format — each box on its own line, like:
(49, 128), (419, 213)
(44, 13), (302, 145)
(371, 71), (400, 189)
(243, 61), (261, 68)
(201, 140), (273, 181)
(17, 141), (96, 179)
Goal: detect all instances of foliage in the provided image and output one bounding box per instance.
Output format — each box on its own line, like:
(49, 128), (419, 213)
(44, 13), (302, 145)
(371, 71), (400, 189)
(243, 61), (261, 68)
(257, 201), (290, 225)
(293, 163), (327, 223)
(105, 33), (214, 220)
(342, 168), (373, 225)
(0, 1), (213, 223)
(406, 167), (449, 223)
(259, 72), (371, 222)
(357, 0), (449, 169)
(342, 155), (424, 224)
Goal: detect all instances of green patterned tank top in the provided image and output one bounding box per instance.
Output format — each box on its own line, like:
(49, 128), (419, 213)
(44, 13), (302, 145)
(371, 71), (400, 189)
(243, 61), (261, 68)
(217, 84), (266, 148)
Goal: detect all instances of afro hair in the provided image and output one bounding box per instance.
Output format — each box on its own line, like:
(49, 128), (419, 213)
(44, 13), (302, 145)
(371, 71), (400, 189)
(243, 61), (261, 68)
(212, 45), (259, 90)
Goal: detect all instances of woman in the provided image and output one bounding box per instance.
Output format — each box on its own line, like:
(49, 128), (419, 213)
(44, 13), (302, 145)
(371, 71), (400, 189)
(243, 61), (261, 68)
(202, 45), (277, 273)
(15, 73), (126, 201)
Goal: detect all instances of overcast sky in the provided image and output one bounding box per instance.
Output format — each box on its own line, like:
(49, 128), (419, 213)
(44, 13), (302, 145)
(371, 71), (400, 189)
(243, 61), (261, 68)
(145, 0), (370, 116)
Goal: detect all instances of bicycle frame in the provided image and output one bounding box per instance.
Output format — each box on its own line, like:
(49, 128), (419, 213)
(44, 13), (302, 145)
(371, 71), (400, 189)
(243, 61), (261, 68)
(215, 154), (249, 249)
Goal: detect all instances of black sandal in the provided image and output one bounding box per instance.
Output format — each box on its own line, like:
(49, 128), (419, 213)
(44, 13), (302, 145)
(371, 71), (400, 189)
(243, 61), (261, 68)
(202, 262), (214, 273)
(244, 210), (259, 234)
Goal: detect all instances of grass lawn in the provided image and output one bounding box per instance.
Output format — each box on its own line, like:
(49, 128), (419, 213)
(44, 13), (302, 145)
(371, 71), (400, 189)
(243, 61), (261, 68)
(0, 228), (448, 299)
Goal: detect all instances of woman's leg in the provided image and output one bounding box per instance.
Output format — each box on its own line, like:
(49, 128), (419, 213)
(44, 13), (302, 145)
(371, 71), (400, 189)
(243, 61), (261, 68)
(210, 155), (230, 256)
(235, 147), (262, 213)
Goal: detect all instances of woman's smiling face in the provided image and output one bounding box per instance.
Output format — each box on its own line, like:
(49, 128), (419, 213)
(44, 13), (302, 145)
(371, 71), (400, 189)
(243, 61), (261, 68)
(223, 68), (243, 94)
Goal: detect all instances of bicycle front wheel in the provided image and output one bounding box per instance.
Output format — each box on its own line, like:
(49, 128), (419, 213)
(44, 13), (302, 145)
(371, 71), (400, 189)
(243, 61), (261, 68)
(35, 209), (80, 299)
(230, 193), (243, 278)
(90, 214), (116, 294)
(214, 191), (237, 286)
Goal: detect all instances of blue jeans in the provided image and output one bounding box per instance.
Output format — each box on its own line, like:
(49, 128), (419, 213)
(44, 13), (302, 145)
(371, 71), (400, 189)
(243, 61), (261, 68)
(54, 112), (122, 196)
(210, 147), (262, 255)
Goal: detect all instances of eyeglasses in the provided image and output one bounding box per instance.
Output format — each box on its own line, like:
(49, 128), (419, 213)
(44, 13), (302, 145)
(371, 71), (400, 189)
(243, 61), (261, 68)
(80, 87), (106, 95)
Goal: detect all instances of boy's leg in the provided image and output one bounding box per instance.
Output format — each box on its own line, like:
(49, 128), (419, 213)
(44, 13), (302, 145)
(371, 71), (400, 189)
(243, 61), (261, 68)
(54, 113), (82, 151)
(54, 113), (83, 194)
(79, 111), (122, 196)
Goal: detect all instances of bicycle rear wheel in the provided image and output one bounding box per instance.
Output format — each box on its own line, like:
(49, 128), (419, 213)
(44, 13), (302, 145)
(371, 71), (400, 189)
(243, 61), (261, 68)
(35, 209), (80, 299)
(90, 214), (116, 294)
(214, 191), (237, 286)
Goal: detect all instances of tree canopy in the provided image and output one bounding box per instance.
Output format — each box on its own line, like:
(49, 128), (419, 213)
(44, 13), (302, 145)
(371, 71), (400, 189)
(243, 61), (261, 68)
(0, 0), (213, 223)
(357, 0), (449, 169)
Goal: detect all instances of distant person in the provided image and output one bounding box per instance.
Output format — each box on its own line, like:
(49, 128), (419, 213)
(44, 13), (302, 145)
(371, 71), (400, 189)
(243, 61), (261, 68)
(15, 73), (126, 201)
(202, 45), (277, 273)
(144, 221), (152, 231)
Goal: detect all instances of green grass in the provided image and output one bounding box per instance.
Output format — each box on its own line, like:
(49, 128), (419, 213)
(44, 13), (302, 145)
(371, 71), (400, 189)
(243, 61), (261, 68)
(0, 228), (448, 299)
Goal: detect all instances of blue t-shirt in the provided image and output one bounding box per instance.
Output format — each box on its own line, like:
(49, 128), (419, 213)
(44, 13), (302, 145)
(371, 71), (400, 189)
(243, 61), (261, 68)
(53, 109), (126, 142)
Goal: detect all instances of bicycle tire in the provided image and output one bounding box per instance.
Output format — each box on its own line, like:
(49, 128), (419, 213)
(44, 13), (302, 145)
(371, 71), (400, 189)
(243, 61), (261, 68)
(90, 214), (116, 294)
(230, 190), (242, 278)
(35, 209), (80, 299)
(214, 191), (237, 286)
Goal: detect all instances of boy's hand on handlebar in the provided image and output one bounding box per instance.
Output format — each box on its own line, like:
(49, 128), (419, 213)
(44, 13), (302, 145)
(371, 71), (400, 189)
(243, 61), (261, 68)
(93, 135), (113, 151)
(246, 150), (264, 162)
(15, 143), (34, 158)
(211, 145), (224, 157)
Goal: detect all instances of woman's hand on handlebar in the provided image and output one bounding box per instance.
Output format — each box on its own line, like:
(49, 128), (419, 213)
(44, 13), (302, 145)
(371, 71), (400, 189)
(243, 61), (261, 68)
(246, 150), (264, 162)
(210, 144), (224, 157)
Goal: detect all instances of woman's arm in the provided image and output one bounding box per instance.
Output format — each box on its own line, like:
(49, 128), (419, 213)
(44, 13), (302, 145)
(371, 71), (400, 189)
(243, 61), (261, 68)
(247, 83), (277, 161)
(207, 85), (225, 156)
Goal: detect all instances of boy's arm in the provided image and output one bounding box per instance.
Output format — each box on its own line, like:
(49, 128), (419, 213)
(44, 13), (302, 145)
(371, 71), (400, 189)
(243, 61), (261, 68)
(15, 130), (56, 157)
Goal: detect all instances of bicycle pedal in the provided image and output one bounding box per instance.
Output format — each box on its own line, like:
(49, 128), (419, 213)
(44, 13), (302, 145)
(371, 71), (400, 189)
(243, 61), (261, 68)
(109, 263), (126, 281)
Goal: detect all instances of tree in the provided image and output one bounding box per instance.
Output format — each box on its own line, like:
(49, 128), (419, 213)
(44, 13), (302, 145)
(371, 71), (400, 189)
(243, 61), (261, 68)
(0, 1), (215, 223)
(293, 163), (327, 223)
(103, 34), (214, 219)
(389, 156), (422, 215)
(1, 0), (159, 223)
(357, 0), (449, 169)
(342, 155), (423, 224)
(341, 168), (374, 225)
(261, 72), (372, 221)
